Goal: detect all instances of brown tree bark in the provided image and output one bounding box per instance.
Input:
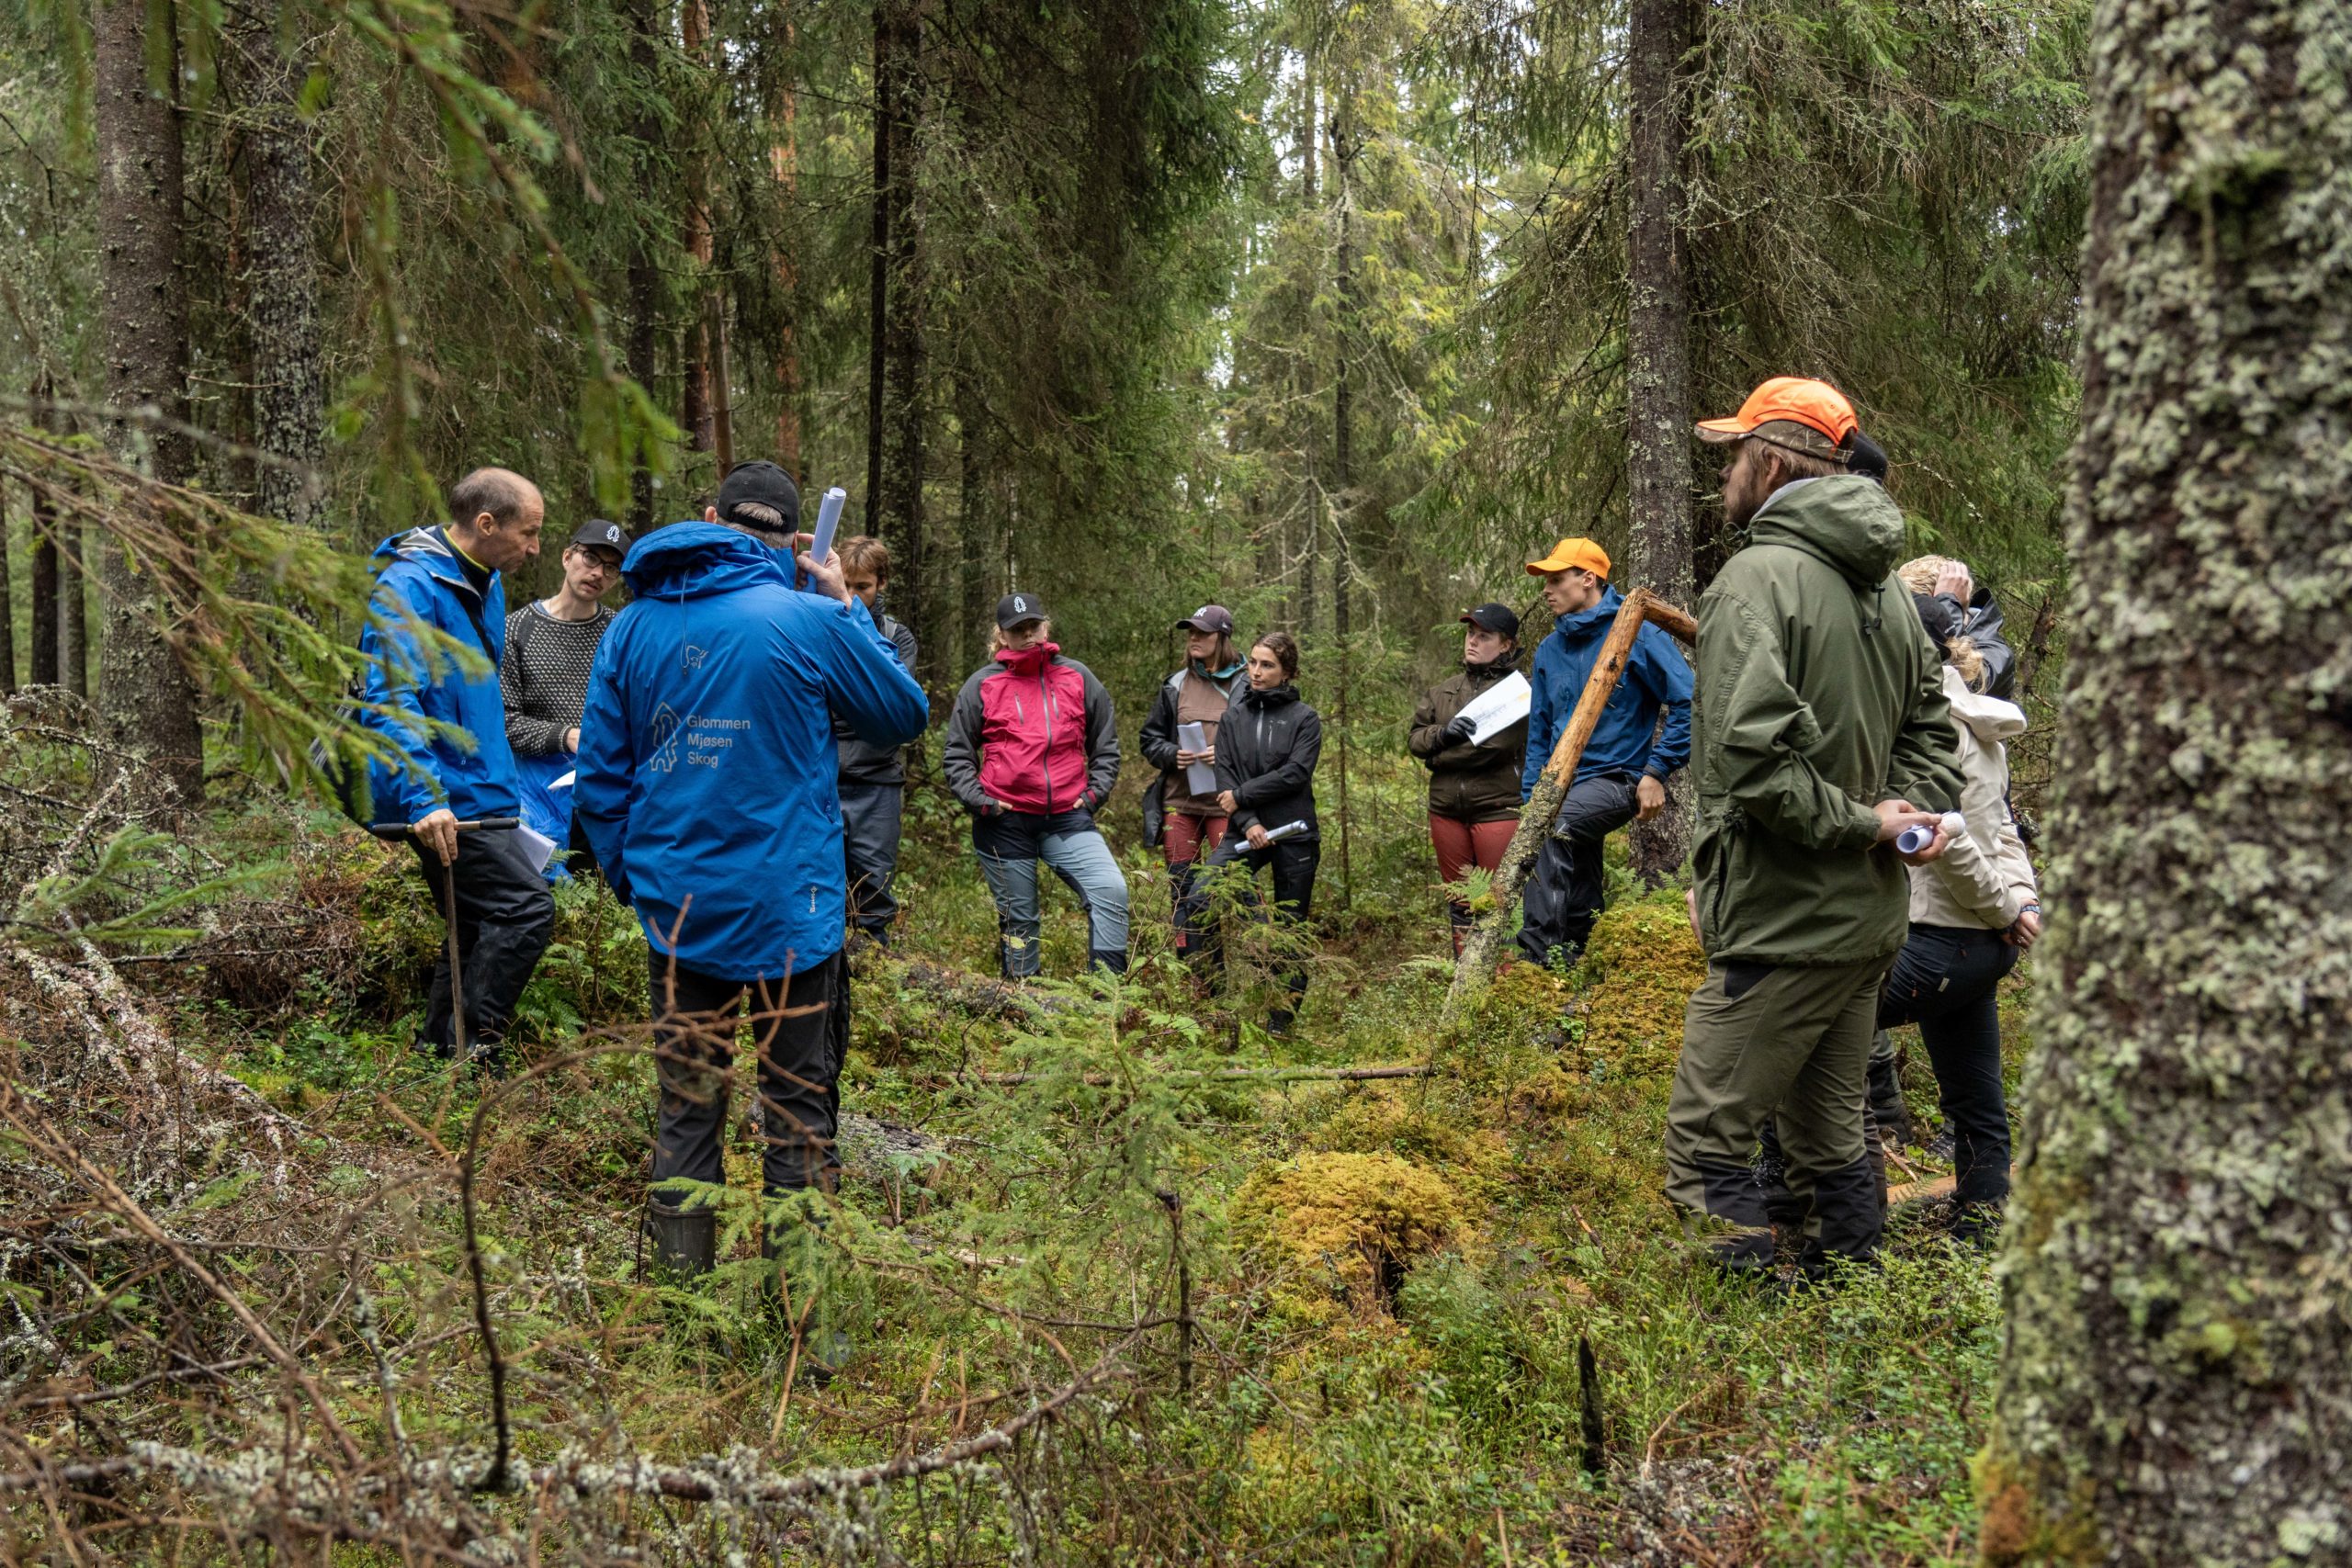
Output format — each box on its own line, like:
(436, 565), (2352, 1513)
(770, 60), (802, 479)
(1979, 0), (2352, 1557)
(1329, 96), (1355, 907)
(956, 370), (993, 679)
(869, 0), (926, 675)
(681, 0), (718, 460)
(28, 491), (58, 687)
(59, 527), (85, 697)
(94, 0), (202, 799)
(232, 13), (323, 534)
(625, 0), (661, 528)
(1623, 0), (1697, 887)
(0, 491), (12, 694)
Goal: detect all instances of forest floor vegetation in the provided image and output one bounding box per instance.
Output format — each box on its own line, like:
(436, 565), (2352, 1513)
(2, 727), (2028, 1564)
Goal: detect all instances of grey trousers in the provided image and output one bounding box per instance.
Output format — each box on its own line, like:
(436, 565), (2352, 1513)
(1663, 953), (1892, 1273)
(839, 782), (905, 940)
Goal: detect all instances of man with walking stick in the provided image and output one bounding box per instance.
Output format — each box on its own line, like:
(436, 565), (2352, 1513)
(360, 468), (556, 1068)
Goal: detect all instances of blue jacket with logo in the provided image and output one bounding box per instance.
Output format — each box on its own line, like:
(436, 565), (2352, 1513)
(359, 527), (519, 824)
(1521, 585), (1695, 799)
(572, 524), (930, 978)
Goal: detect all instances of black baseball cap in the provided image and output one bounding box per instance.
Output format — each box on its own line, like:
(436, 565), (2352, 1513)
(1176, 604), (1235, 635)
(1461, 603), (1521, 639)
(1845, 430), (1889, 485)
(714, 460), (801, 536)
(568, 518), (631, 558)
(996, 591), (1047, 629)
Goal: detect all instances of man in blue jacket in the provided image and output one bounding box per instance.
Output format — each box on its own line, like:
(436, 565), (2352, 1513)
(361, 468), (554, 1065)
(573, 460), (928, 1283)
(1517, 536), (1694, 965)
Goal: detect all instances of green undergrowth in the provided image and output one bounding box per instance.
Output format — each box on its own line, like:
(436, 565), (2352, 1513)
(63, 791), (2018, 1563)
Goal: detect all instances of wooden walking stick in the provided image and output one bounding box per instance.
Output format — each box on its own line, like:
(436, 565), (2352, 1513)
(1442, 589), (1696, 1020)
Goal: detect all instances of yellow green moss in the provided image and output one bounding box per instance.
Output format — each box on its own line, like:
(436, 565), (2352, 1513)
(1569, 894), (1707, 1077)
(1235, 1151), (1474, 1314)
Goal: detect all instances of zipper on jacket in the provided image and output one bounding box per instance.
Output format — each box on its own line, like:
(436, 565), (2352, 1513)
(1040, 664), (1056, 813)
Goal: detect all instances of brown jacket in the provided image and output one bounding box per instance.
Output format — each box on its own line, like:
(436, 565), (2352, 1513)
(1409, 660), (1527, 823)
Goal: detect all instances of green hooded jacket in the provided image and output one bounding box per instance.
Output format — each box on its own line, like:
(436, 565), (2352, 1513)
(1690, 475), (1964, 965)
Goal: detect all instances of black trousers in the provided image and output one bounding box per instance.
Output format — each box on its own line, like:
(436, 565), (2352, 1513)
(1879, 923), (2018, 1213)
(564, 814), (600, 880)
(1180, 836), (1319, 1010)
(839, 782), (905, 940)
(1517, 772), (1639, 966)
(648, 951), (849, 1199)
(409, 829), (555, 1051)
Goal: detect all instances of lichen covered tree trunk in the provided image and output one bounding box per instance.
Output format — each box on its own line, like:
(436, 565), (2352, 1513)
(94, 0), (201, 802)
(233, 16), (324, 535)
(1980, 0), (2352, 1557)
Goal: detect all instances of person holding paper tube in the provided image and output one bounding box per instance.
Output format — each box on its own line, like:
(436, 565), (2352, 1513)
(574, 458), (928, 1303)
(1409, 603), (1528, 955)
(1138, 604), (1247, 953)
(1179, 631), (1323, 1037)
(1516, 538), (1694, 967)
(941, 593), (1131, 978)
(360, 468), (556, 1069)
(503, 516), (631, 881)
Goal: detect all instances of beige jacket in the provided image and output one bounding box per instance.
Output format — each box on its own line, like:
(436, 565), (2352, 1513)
(1910, 665), (2038, 930)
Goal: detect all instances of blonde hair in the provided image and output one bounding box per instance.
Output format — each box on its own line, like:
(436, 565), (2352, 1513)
(1897, 555), (1986, 691)
(990, 617), (1053, 651)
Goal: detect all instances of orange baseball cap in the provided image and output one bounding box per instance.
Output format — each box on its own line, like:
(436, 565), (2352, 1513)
(1696, 378), (1859, 459)
(1527, 537), (1611, 579)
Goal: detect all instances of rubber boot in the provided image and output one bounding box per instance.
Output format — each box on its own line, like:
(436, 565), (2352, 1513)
(1865, 1042), (1916, 1149)
(645, 1199), (717, 1280)
(1090, 948), (1129, 977)
(1266, 1009), (1295, 1040)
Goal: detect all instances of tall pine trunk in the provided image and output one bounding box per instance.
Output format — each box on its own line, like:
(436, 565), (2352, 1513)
(94, 0), (201, 800)
(1623, 0), (1695, 886)
(770, 39), (803, 479)
(869, 0), (925, 676)
(1979, 0), (2352, 1557)
(956, 370), (992, 678)
(0, 493), (12, 694)
(28, 491), (58, 687)
(1329, 94), (1354, 907)
(233, 16), (323, 534)
(682, 0), (718, 460)
(626, 0), (662, 528)
(60, 529), (85, 696)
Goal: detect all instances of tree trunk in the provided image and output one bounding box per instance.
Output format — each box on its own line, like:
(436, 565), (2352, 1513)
(865, 0), (894, 531)
(1330, 98), (1354, 908)
(60, 527), (85, 697)
(94, 0), (201, 799)
(872, 0), (925, 676)
(28, 492), (58, 687)
(681, 0), (717, 459)
(232, 16), (324, 534)
(0, 491), (12, 694)
(626, 0), (662, 528)
(956, 370), (992, 678)
(770, 52), (803, 479)
(1623, 0), (1696, 887)
(1979, 0), (2352, 1559)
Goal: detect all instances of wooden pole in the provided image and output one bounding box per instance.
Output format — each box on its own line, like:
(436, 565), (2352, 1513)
(1442, 587), (1695, 1018)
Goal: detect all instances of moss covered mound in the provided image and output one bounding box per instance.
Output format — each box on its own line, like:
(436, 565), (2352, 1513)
(1569, 891), (1707, 1077)
(1236, 1150), (1473, 1312)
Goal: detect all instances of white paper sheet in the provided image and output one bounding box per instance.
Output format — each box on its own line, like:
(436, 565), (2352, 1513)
(550, 770), (576, 791)
(515, 823), (560, 874)
(1176, 721), (1217, 795)
(1454, 670), (1532, 745)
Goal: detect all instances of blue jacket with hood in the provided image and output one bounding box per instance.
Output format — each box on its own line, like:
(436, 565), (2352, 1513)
(573, 523), (929, 978)
(360, 526), (519, 824)
(1521, 585), (1695, 799)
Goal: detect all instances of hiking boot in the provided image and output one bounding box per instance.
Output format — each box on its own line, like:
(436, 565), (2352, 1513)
(1266, 1009), (1295, 1040)
(1923, 1126), (1957, 1165)
(645, 1199), (717, 1280)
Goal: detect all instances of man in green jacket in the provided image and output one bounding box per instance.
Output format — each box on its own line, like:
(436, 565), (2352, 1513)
(1665, 378), (1964, 1281)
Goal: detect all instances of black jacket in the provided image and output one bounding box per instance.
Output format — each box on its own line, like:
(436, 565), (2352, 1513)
(1138, 663), (1246, 847)
(1214, 683), (1323, 840)
(835, 613), (919, 784)
(1917, 590), (2017, 702)
(1408, 657), (1526, 822)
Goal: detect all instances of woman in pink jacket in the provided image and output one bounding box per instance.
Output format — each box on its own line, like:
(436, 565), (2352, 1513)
(941, 592), (1129, 977)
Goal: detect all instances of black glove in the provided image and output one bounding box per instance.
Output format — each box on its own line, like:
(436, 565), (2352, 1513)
(1440, 714), (1476, 748)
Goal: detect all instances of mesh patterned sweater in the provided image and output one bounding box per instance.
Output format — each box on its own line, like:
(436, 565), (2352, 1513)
(502, 602), (616, 756)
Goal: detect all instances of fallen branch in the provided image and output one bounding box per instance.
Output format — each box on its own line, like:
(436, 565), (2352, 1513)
(949, 1063), (1433, 1089)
